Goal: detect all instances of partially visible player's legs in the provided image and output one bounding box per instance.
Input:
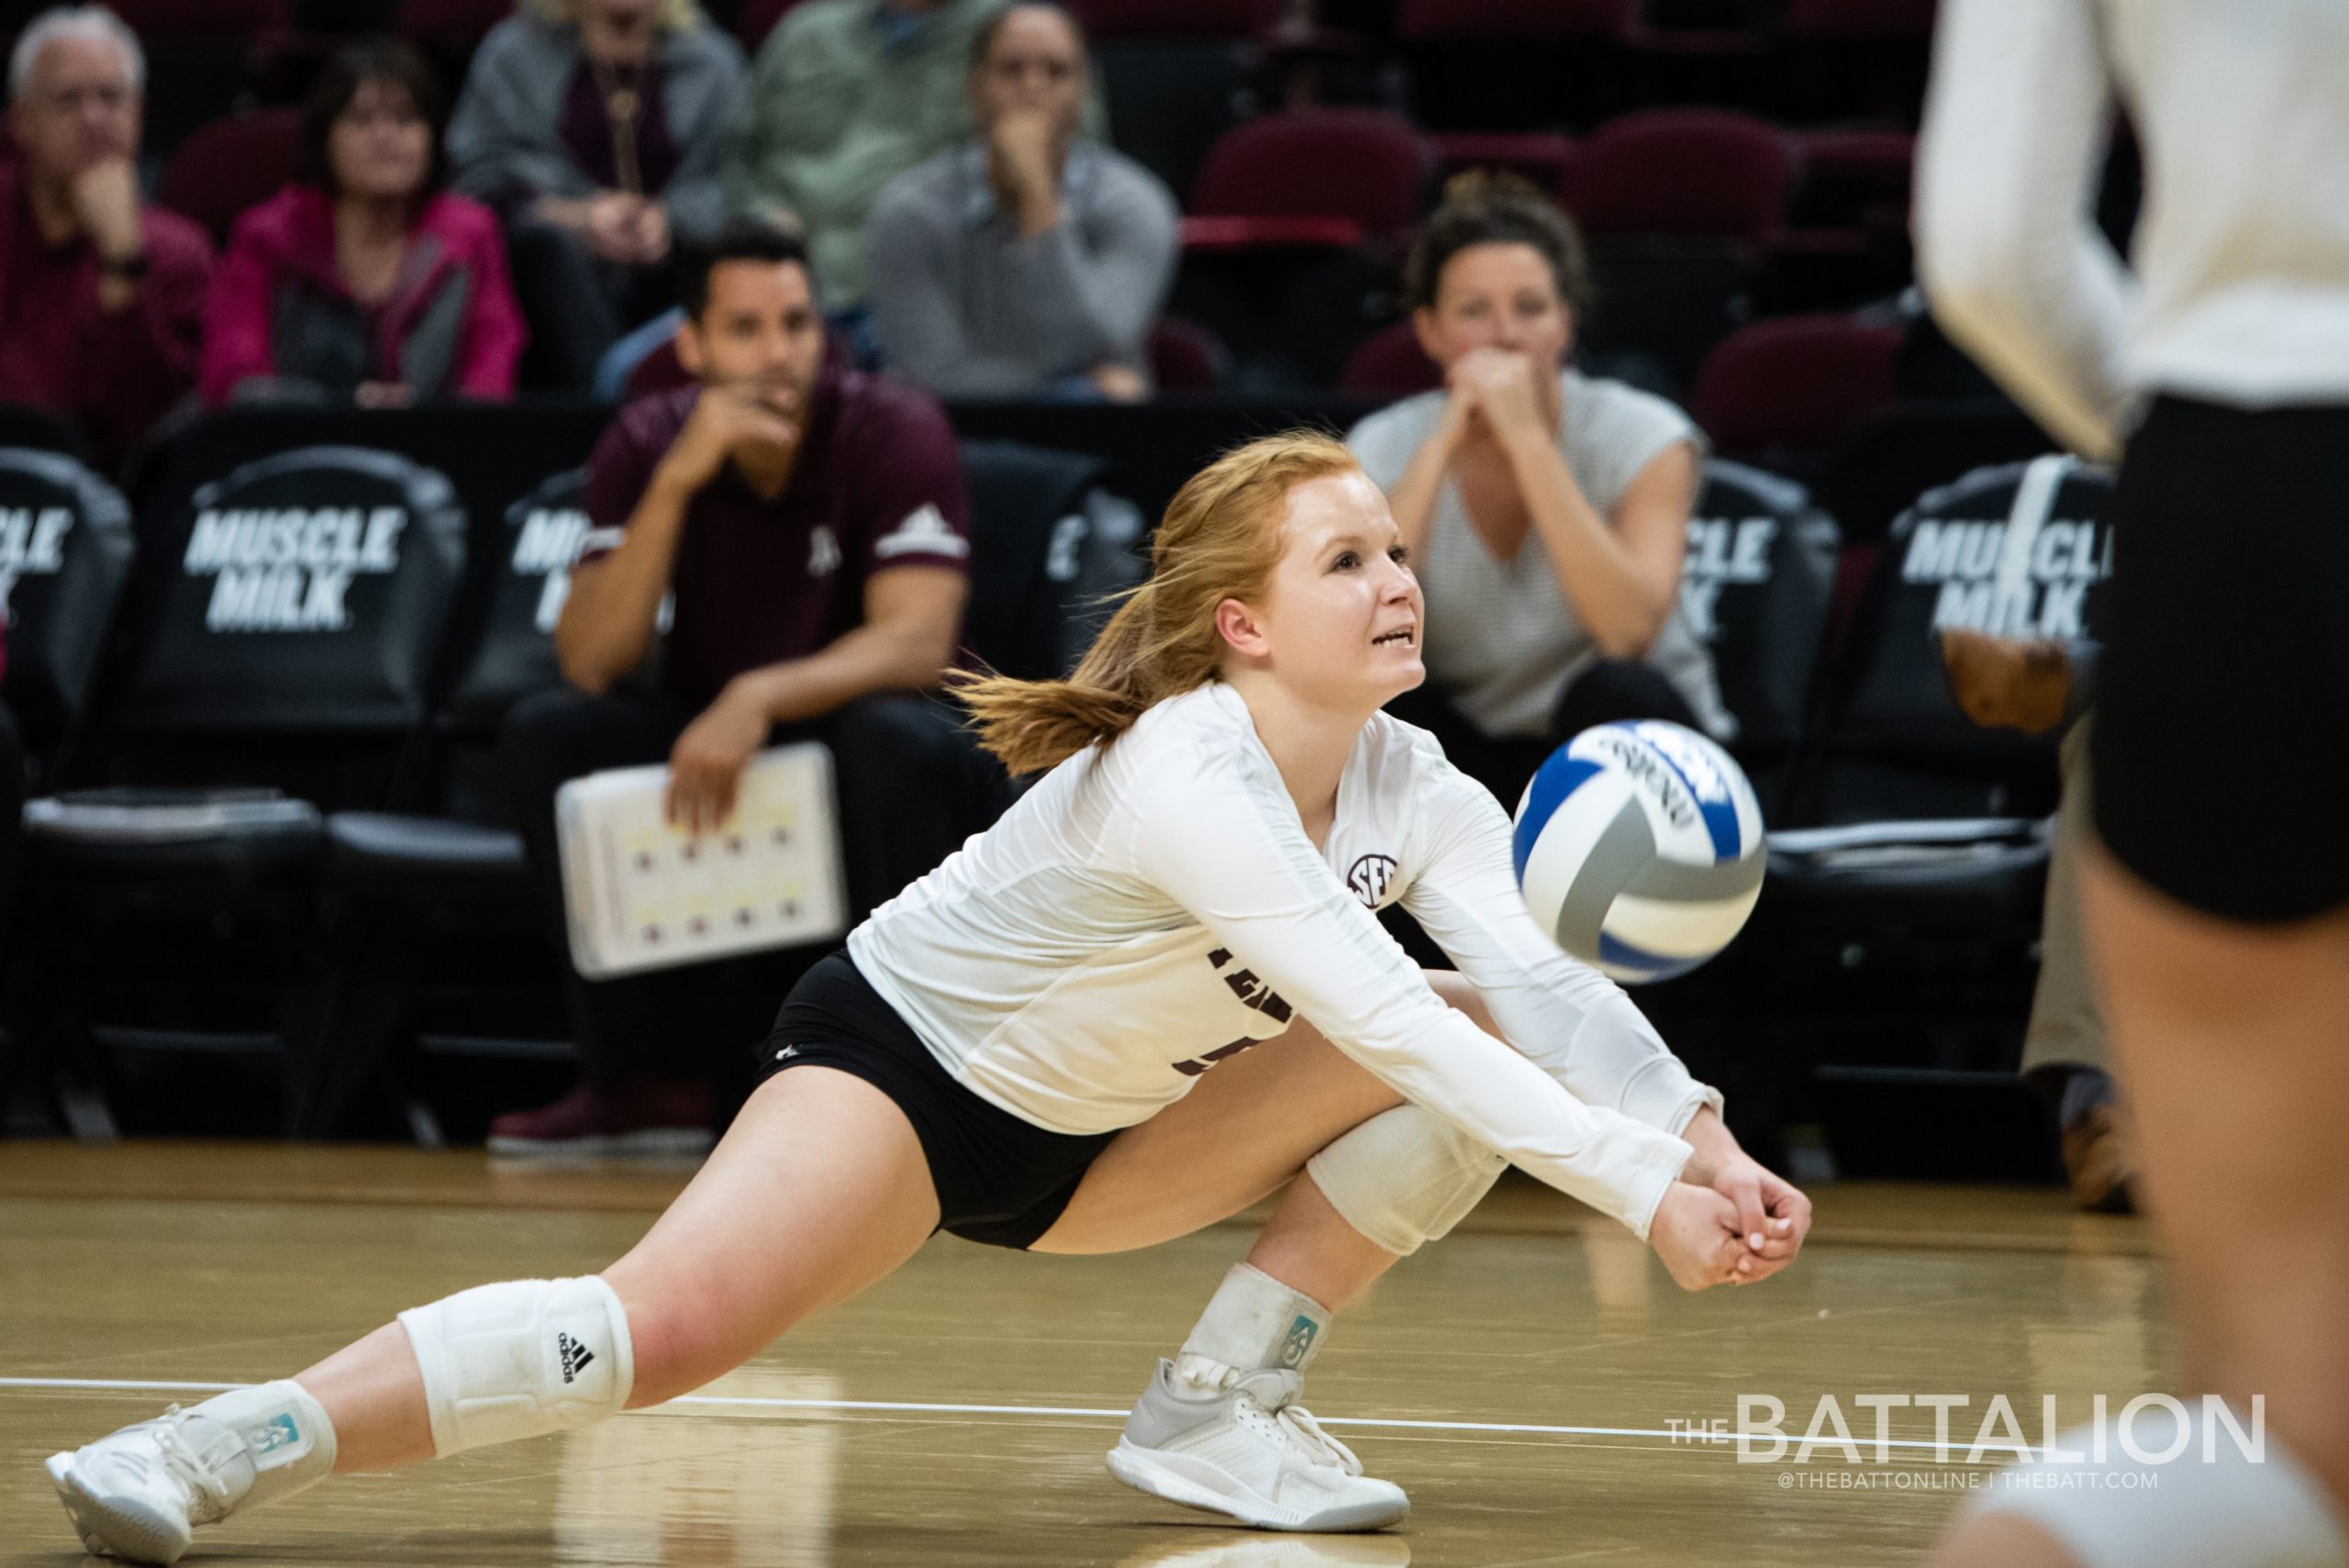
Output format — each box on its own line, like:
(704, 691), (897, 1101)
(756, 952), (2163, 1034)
(1932, 863), (2349, 1568)
(47, 1067), (941, 1564)
(1041, 969), (1510, 1530)
(1935, 401), (2349, 1568)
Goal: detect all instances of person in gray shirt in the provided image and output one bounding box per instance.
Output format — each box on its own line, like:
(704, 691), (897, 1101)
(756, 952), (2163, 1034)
(863, 3), (1177, 401)
(1349, 172), (1727, 809)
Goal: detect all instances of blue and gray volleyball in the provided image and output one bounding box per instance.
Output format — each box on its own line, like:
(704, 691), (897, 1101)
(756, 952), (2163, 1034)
(1511, 721), (1765, 984)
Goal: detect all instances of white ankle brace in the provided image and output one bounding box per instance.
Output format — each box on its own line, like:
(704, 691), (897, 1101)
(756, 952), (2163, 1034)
(1962, 1407), (2348, 1568)
(1175, 1263), (1332, 1393)
(397, 1275), (635, 1457)
(184, 1380), (338, 1511)
(1307, 1102), (1508, 1257)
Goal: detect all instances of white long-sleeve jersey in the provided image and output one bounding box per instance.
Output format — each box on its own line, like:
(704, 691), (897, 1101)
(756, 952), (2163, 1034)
(848, 681), (1720, 1240)
(1916, 0), (2349, 461)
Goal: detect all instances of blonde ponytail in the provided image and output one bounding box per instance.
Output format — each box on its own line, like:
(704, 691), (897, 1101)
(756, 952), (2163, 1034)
(953, 430), (1360, 776)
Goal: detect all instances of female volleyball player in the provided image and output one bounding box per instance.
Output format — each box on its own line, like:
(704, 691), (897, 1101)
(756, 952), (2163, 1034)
(46, 433), (1810, 1564)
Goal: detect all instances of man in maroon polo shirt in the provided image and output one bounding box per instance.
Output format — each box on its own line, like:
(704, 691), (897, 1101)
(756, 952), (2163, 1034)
(0, 8), (212, 468)
(492, 220), (998, 1155)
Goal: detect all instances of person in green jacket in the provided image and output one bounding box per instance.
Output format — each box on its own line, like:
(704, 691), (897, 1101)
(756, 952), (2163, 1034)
(727, 0), (1102, 320)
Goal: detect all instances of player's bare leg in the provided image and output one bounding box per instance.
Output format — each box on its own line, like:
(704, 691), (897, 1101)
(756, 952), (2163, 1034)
(1932, 854), (2349, 1568)
(1042, 970), (1524, 1530)
(47, 1067), (940, 1562)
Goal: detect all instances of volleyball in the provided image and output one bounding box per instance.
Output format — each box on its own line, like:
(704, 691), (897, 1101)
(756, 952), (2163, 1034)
(1512, 721), (1766, 984)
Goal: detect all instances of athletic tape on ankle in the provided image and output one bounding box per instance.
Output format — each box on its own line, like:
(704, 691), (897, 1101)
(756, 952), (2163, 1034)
(1307, 1103), (1509, 1257)
(1963, 1410), (2348, 1568)
(397, 1275), (635, 1456)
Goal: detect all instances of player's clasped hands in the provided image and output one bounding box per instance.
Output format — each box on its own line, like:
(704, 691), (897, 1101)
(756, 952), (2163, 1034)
(1648, 1107), (1813, 1291)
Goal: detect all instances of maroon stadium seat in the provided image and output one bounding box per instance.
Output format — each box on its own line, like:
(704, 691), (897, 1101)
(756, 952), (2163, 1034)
(395, 0), (515, 49)
(1792, 128), (1915, 225)
(1432, 132), (1577, 200)
(732, 0), (816, 50)
(1783, 0), (1937, 37)
(1340, 321), (1442, 399)
(1065, 0), (1279, 39)
(1187, 108), (1433, 248)
(1147, 317), (1230, 392)
(1690, 314), (1900, 455)
(1397, 0), (1632, 39)
(107, 0), (285, 29)
(1564, 108), (1791, 241)
(157, 109), (303, 245)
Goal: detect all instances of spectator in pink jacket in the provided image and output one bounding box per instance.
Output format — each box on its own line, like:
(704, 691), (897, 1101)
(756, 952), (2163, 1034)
(201, 40), (526, 408)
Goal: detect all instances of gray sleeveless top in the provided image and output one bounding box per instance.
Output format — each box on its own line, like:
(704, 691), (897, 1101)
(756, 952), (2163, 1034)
(1347, 370), (1732, 742)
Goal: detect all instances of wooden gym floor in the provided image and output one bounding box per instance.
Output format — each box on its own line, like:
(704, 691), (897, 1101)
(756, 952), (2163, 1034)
(0, 1143), (2164, 1567)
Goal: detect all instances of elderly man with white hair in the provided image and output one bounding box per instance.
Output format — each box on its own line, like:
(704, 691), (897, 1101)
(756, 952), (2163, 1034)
(0, 5), (212, 464)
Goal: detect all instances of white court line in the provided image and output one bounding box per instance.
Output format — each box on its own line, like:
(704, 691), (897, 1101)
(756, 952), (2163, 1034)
(0, 1377), (2036, 1459)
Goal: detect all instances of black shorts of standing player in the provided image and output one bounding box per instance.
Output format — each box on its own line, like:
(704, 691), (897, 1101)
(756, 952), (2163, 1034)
(2091, 395), (2349, 921)
(755, 951), (1117, 1250)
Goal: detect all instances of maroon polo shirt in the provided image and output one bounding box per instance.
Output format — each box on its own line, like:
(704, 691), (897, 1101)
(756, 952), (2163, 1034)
(0, 168), (213, 464)
(577, 360), (972, 706)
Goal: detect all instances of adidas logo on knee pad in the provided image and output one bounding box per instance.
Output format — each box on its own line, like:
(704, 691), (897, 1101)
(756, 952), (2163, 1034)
(557, 1332), (595, 1384)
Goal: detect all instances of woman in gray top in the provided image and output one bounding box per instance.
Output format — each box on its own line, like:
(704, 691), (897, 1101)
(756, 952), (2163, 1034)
(446, 0), (747, 385)
(1349, 173), (1728, 808)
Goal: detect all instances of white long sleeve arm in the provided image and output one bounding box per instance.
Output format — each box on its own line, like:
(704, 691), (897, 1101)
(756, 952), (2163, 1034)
(1125, 750), (1693, 1240)
(1402, 769), (1723, 1136)
(1915, 0), (2142, 462)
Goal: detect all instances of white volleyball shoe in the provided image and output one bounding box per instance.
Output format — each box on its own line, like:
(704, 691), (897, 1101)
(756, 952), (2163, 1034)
(1108, 1359), (1409, 1532)
(47, 1381), (336, 1564)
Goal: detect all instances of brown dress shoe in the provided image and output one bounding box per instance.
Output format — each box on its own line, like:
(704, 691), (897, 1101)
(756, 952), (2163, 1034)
(1938, 628), (2073, 735)
(2061, 1102), (2137, 1214)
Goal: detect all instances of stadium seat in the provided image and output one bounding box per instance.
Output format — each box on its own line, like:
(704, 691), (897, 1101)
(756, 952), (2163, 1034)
(157, 110), (303, 246)
(1690, 314), (1900, 463)
(0, 367), (138, 1142)
(1563, 108), (1791, 396)
(1147, 317), (1230, 392)
(395, 0), (514, 48)
(0, 450), (136, 783)
(1782, 0), (1937, 37)
(1397, 0), (1636, 130)
(1818, 400), (2057, 547)
(961, 439), (1142, 682)
(297, 465), (582, 1139)
(1066, 0), (1279, 39)
(1339, 320), (1441, 398)
(731, 0), (811, 50)
(1733, 451), (2099, 1132)
(1068, 1), (1276, 204)
(16, 446), (467, 1135)
(395, 0), (514, 84)
(1678, 460), (1839, 812)
(1431, 131), (1577, 199)
(1178, 110), (1433, 388)
(1783, 454), (2112, 828)
(106, 0), (288, 161)
(1770, 0), (1937, 126)
(1763, 128), (1917, 309)
(1188, 108), (1432, 244)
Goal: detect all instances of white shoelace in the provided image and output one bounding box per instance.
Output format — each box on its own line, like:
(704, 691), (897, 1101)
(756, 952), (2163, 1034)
(1231, 1370), (1365, 1476)
(144, 1407), (234, 1516)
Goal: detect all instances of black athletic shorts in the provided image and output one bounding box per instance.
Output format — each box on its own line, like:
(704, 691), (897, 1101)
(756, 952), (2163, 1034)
(753, 951), (1118, 1249)
(2092, 395), (2349, 921)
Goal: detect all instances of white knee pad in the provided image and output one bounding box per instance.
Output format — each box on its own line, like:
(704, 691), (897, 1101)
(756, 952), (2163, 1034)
(1962, 1407), (2347, 1568)
(397, 1275), (636, 1457)
(1306, 1104), (1508, 1256)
